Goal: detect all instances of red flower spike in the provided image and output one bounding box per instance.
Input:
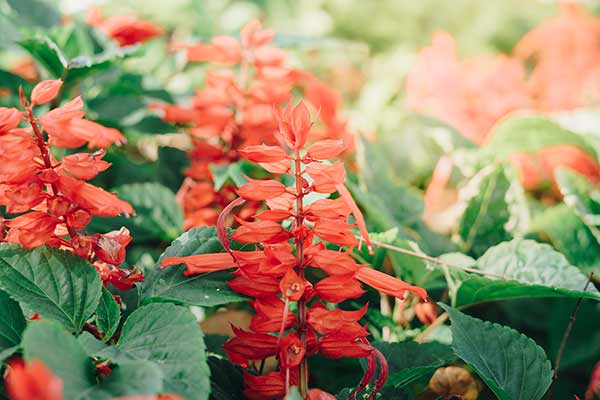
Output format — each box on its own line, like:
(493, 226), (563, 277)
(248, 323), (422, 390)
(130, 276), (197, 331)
(279, 268), (305, 301)
(277, 101), (312, 149)
(356, 266), (428, 300)
(5, 359), (63, 400)
(237, 178), (286, 201)
(241, 19), (275, 49)
(30, 79), (62, 106)
(162, 252), (236, 274)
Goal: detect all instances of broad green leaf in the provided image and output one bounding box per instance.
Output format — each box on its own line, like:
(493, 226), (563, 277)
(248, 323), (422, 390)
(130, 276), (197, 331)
(0, 290), (26, 362)
(457, 165), (527, 257)
(7, 0), (61, 28)
(19, 36), (68, 78)
(441, 304), (552, 400)
(86, 361), (164, 399)
(208, 356), (244, 400)
(555, 168), (600, 242)
(0, 244), (102, 332)
(0, 70), (30, 94)
(483, 115), (598, 161)
(117, 303), (210, 399)
(96, 288), (121, 342)
(66, 45), (141, 83)
(89, 182), (183, 243)
(141, 227), (247, 307)
(372, 341), (455, 388)
(452, 239), (600, 306)
(22, 320), (96, 399)
(530, 204), (600, 275)
(210, 162), (248, 190)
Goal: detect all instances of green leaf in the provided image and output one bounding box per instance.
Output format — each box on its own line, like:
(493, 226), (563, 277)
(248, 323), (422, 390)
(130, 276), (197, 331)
(0, 290), (26, 362)
(440, 304), (552, 400)
(66, 45), (141, 83)
(22, 320), (96, 399)
(117, 303), (210, 399)
(0, 70), (30, 94)
(18, 36), (68, 78)
(0, 244), (102, 332)
(372, 341), (455, 388)
(89, 182), (183, 243)
(96, 288), (121, 342)
(284, 387), (303, 400)
(7, 0), (61, 28)
(208, 356), (244, 400)
(210, 162), (248, 190)
(458, 165), (526, 257)
(483, 114), (598, 161)
(555, 168), (600, 242)
(453, 239), (600, 306)
(141, 227), (247, 307)
(88, 361), (164, 399)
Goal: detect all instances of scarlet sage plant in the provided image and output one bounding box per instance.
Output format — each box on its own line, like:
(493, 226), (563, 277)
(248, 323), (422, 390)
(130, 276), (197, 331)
(0, 79), (141, 291)
(153, 20), (355, 230)
(162, 102), (428, 399)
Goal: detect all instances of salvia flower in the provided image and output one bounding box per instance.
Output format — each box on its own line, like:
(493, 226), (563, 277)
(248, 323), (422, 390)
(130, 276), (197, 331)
(0, 80), (141, 292)
(152, 19), (356, 230)
(5, 359), (63, 400)
(162, 101), (428, 399)
(86, 7), (163, 47)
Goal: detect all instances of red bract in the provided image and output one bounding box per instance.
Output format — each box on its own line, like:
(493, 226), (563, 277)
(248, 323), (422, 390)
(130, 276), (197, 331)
(153, 19), (355, 231)
(0, 80), (139, 291)
(5, 359), (63, 400)
(86, 7), (163, 47)
(162, 101), (427, 399)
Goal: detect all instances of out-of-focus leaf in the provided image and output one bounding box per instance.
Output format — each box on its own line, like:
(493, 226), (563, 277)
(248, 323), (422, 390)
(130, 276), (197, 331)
(457, 164), (528, 257)
(0, 244), (102, 332)
(86, 361), (164, 399)
(0, 70), (30, 93)
(555, 168), (600, 242)
(19, 36), (68, 77)
(483, 115), (598, 161)
(284, 387), (303, 400)
(208, 356), (244, 400)
(141, 227), (247, 307)
(66, 45), (140, 83)
(451, 239), (600, 306)
(211, 162), (248, 190)
(0, 289), (26, 362)
(117, 303), (210, 399)
(441, 304), (552, 400)
(7, 0), (61, 28)
(88, 182), (183, 243)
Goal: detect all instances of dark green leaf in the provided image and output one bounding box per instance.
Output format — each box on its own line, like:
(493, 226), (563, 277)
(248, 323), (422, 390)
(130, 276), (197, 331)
(22, 320), (96, 399)
(141, 227), (247, 307)
(453, 239), (600, 306)
(117, 303), (210, 399)
(18, 37), (67, 78)
(0, 70), (30, 94)
(372, 341), (455, 388)
(209, 356), (244, 400)
(441, 304), (552, 400)
(0, 244), (102, 332)
(0, 290), (26, 362)
(87, 361), (164, 399)
(96, 288), (120, 342)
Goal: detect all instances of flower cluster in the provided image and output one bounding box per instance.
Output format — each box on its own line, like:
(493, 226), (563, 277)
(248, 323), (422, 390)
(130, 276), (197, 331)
(152, 19), (355, 230)
(0, 79), (141, 291)
(162, 102), (428, 399)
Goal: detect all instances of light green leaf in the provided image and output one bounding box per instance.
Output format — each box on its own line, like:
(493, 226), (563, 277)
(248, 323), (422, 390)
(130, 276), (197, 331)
(0, 244), (102, 332)
(483, 115), (597, 161)
(210, 162), (248, 191)
(452, 239), (600, 306)
(555, 168), (600, 242)
(141, 227), (247, 307)
(441, 304), (552, 400)
(96, 288), (121, 342)
(22, 320), (96, 399)
(19, 36), (68, 78)
(117, 303), (210, 399)
(7, 0), (61, 28)
(0, 289), (26, 362)
(284, 387), (303, 400)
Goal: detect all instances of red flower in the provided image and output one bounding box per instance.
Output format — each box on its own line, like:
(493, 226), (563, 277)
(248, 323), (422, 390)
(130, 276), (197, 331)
(250, 297), (296, 333)
(224, 327), (278, 367)
(5, 359), (63, 400)
(307, 389), (337, 400)
(0, 107), (24, 132)
(279, 269), (305, 301)
(318, 334), (372, 359)
(279, 333), (305, 368)
(307, 302), (368, 336)
(239, 144), (288, 163)
(314, 275), (366, 303)
(30, 79), (62, 106)
(94, 227), (132, 266)
(61, 151), (110, 180)
(87, 7), (163, 47)
(242, 371), (286, 400)
(162, 252), (236, 275)
(356, 266), (428, 300)
(237, 178), (286, 201)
